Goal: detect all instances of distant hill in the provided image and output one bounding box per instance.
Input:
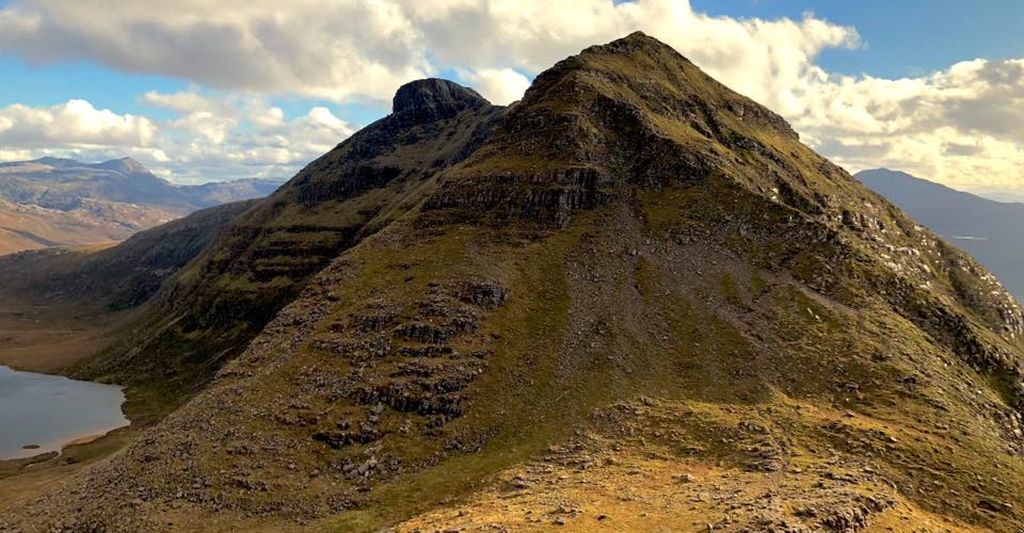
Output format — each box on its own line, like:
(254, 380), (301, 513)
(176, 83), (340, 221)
(0, 197), (174, 253)
(179, 177), (287, 206)
(0, 157), (191, 211)
(856, 168), (1024, 301)
(0, 199), (259, 310)
(0, 157), (283, 255)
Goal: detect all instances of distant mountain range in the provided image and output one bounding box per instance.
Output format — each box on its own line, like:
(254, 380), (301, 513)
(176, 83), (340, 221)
(856, 168), (1024, 301)
(0, 157), (283, 255)
(0, 199), (258, 311)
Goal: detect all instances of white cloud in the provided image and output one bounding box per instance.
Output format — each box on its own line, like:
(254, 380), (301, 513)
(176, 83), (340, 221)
(168, 111), (236, 145)
(457, 68), (531, 105)
(0, 0), (430, 102)
(307, 107), (349, 131)
(150, 94), (356, 183)
(0, 148), (35, 161)
(0, 99), (157, 148)
(0, 0), (1021, 192)
(141, 90), (223, 114)
(0, 93), (354, 184)
(791, 59), (1024, 191)
(0, 0), (857, 107)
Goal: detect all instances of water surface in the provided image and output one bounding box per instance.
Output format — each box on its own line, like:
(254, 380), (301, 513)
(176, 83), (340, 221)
(0, 365), (128, 460)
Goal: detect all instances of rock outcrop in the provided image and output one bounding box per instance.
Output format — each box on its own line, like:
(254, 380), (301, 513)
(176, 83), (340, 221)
(391, 78), (490, 123)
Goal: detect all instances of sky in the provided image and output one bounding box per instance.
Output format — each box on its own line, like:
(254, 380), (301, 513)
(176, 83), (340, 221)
(0, 1), (1021, 195)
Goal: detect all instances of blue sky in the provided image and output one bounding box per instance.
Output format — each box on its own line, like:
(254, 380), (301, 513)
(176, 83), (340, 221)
(0, 0), (1021, 194)
(0, 57), (391, 127)
(693, 0), (1024, 77)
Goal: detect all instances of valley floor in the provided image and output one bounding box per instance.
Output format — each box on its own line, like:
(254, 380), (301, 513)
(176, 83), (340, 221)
(0, 298), (150, 517)
(0, 297), (129, 373)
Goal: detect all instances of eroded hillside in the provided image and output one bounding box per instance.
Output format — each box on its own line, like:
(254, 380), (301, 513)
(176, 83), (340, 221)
(3, 33), (1023, 533)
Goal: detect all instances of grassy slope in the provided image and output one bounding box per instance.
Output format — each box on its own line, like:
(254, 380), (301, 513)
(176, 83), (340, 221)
(3, 34), (1023, 532)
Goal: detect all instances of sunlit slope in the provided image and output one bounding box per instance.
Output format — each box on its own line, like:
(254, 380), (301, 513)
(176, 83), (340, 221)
(6, 33), (1023, 533)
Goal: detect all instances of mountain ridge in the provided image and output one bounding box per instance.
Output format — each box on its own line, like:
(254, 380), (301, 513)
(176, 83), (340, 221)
(3, 32), (1024, 532)
(69, 78), (504, 395)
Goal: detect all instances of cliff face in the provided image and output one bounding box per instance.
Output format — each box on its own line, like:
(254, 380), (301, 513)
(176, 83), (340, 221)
(5, 33), (1024, 533)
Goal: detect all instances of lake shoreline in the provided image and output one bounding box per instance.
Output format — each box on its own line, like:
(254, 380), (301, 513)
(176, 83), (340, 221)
(0, 365), (130, 461)
(0, 422), (132, 464)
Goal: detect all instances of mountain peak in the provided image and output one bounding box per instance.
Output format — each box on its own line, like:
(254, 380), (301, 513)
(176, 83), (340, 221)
(11, 32), (1024, 533)
(586, 30), (683, 57)
(427, 33), (804, 227)
(522, 32), (797, 142)
(31, 156), (81, 168)
(392, 78), (490, 122)
(92, 157), (151, 175)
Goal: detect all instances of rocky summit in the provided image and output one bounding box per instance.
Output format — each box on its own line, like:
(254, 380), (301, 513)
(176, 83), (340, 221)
(2, 32), (1024, 532)
(391, 78), (491, 123)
